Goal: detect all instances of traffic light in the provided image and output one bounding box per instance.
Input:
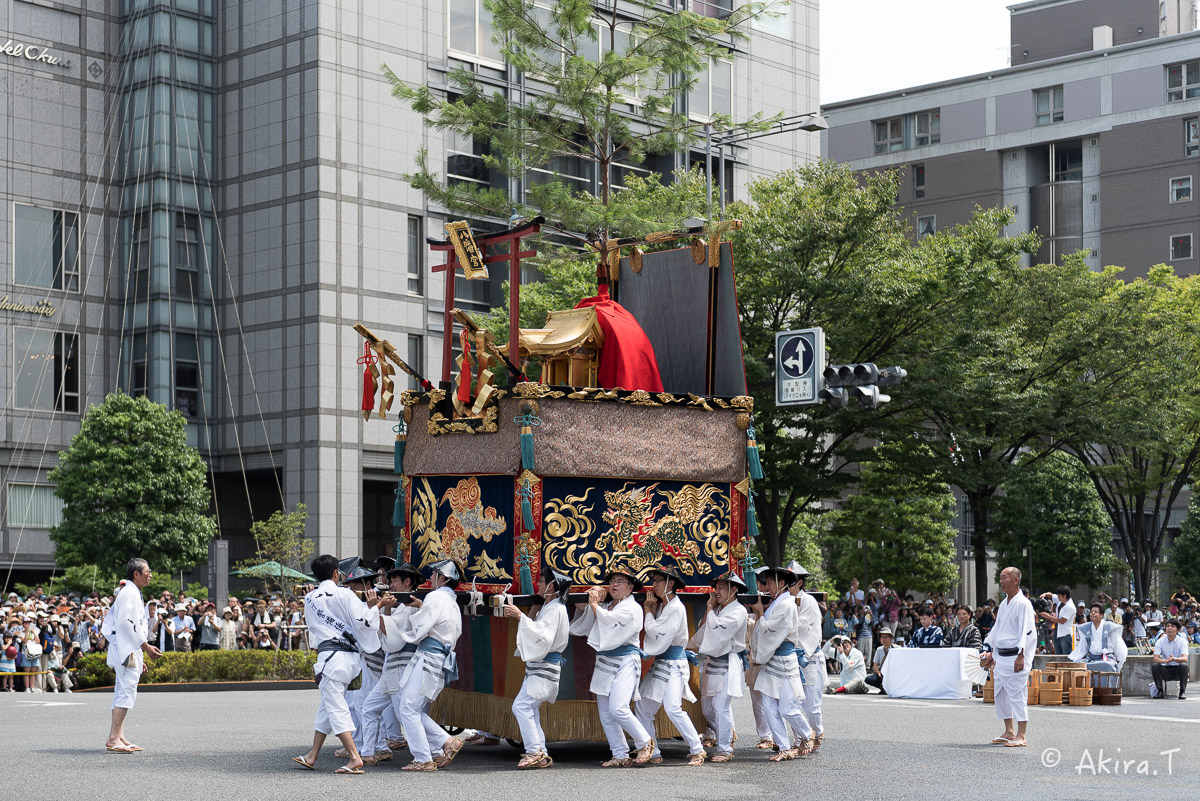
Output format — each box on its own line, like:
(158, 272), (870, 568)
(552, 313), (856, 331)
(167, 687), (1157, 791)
(819, 363), (906, 410)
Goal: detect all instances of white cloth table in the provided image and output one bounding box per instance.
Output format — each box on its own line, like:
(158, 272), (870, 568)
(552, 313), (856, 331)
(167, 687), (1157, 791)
(882, 648), (988, 699)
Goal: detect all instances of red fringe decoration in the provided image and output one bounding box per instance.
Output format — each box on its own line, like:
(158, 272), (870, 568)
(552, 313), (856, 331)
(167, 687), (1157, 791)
(357, 341), (377, 412)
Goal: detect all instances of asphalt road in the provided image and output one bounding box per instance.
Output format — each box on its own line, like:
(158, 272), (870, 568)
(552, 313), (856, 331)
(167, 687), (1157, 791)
(5, 687), (1199, 801)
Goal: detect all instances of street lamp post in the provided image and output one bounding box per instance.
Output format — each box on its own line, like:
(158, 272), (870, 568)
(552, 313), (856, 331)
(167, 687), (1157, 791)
(706, 112), (828, 215)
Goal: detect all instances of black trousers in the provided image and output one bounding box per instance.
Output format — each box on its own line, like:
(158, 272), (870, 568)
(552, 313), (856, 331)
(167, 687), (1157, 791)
(865, 673), (884, 691)
(1151, 662), (1189, 696)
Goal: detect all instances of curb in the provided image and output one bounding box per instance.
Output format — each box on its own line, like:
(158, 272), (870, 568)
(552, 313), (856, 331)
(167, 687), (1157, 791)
(75, 680), (317, 693)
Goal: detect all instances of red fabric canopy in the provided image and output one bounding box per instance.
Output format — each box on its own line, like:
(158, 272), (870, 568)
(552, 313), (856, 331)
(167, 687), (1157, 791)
(574, 285), (663, 392)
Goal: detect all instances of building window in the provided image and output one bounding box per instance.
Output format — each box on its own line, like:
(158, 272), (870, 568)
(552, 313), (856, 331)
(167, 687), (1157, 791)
(175, 214), (201, 298)
(874, 117), (903, 154)
(14, 204), (80, 291)
(175, 333), (200, 417)
(5, 484), (63, 529)
(13, 328), (79, 412)
(689, 58), (732, 120)
(526, 130), (593, 201)
(1186, 118), (1198, 157)
(917, 215), (936, 238)
(407, 334), (424, 392)
(913, 164), (926, 199)
(1170, 176), (1193, 203)
(448, 0), (503, 64)
(1034, 86), (1064, 125)
(407, 216), (424, 295)
(1167, 60), (1200, 102)
(447, 128), (491, 188)
(913, 110), (940, 147)
(1171, 234), (1193, 260)
(131, 333), (148, 397)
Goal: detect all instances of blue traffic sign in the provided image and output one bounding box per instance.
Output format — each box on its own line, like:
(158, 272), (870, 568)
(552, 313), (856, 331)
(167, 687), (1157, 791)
(775, 328), (824, 406)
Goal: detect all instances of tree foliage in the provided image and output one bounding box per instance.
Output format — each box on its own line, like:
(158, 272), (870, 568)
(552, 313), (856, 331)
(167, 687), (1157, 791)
(824, 441), (959, 596)
(990, 451), (1121, 592)
(48, 392), (216, 576)
(1172, 493), (1200, 596)
(238, 503), (313, 596)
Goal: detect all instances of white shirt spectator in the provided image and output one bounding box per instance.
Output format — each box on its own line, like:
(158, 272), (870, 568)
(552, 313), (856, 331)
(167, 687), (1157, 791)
(1146, 609), (1164, 624)
(1155, 632), (1187, 662)
(1055, 599), (1076, 638)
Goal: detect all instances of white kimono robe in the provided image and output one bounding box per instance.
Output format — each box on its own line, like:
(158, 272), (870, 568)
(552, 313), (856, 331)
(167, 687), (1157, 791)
(984, 592), (1037, 723)
(753, 592), (804, 700)
(689, 601), (748, 698)
(377, 604), (419, 695)
(639, 596), (696, 703)
(304, 580), (377, 735)
(397, 586), (462, 701)
(515, 598), (570, 703)
(569, 595), (644, 697)
(103, 581), (148, 670)
(1068, 620), (1128, 671)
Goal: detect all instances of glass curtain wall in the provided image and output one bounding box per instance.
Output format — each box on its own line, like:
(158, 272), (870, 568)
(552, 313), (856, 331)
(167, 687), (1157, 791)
(116, 0), (216, 445)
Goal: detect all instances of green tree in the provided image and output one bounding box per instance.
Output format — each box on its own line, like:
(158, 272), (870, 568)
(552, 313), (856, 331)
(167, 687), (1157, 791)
(1171, 493), (1200, 596)
(238, 503), (313, 597)
(59, 565), (120, 597)
(990, 451), (1120, 592)
(48, 392), (216, 576)
(824, 441), (959, 597)
(1059, 267), (1200, 600)
(728, 163), (1037, 568)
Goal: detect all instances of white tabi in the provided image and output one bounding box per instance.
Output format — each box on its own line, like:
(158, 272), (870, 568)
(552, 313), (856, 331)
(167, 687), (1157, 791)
(395, 586), (462, 764)
(634, 595), (702, 758)
(795, 590), (825, 736)
(511, 598), (570, 756)
(102, 580), (149, 710)
(688, 599), (747, 755)
(359, 603), (418, 758)
(753, 592), (812, 748)
(1068, 620), (1128, 672)
(570, 596), (652, 760)
(304, 580), (378, 736)
(984, 593), (1037, 724)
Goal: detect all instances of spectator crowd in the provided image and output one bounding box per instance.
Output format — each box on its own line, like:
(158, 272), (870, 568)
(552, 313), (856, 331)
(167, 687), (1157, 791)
(2, 584), (313, 693)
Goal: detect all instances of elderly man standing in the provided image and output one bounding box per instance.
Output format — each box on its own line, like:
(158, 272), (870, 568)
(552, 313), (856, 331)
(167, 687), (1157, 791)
(102, 558), (162, 753)
(981, 567), (1037, 748)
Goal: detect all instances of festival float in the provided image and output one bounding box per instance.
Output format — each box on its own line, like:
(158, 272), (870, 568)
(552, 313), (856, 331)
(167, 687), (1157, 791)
(351, 217), (762, 743)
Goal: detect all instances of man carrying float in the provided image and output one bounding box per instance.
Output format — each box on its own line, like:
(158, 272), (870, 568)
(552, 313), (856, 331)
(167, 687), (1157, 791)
(689, 569), (748, 763)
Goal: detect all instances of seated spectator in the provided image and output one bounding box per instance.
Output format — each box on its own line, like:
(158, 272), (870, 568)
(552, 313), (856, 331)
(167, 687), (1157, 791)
(865, 627), (898, 694)
(44, 642), (71, 693)
(944, 604), (983, 649)
(1185, 621), (1200, 645)
(909, 607), (944, 648)
(1070, 602), (1128, 671)
(1172, 585), (1193, 610)
(823, 635), (868, 694)
(1152, 619), (1189, 700)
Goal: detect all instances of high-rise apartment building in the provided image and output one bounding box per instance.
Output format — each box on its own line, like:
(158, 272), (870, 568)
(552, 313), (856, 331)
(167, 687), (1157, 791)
(823, 0), (1200, 276)
(0, 0), (819, 582)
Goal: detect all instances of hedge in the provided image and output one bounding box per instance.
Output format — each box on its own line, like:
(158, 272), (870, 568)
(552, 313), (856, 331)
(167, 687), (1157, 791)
(74, 649), (317, 688)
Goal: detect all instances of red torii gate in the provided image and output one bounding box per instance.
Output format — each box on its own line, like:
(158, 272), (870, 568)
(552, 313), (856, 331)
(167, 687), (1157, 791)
(428, 218), (543, 383)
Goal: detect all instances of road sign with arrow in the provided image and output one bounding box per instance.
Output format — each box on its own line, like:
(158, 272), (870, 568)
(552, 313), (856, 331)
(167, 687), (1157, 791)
(775, 327), (824, 406)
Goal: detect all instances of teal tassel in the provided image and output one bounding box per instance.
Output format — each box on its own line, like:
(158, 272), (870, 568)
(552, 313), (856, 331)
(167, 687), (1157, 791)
(746, 424), (764, 481)
(393, 423), (406, 475)
(742, 556), (759, 595)
(392, 483), (404, 527)
(514, 408), (541, 472)
(747, 489), (760, 538)
(520, 431), (535, 471)
(518, 554), (534, 596)
(519, 480), (535, 530)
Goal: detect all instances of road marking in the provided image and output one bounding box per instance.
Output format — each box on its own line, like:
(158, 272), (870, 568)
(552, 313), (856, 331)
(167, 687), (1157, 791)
(13, 700), (84, 707)
(1034, 706), (1200, 724)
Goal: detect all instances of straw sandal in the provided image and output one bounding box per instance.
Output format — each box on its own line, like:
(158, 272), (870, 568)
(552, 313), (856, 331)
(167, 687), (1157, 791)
(811, 733), (824, 751)
(386, 738), (408, 751)
(600, 757), (633, 768)
(710, 752), (734, 763)
(633, 738), (657, 765)
(701, 735), (717, 748)
(401, 760), (437, 772)
(755, 738), (777, 751)
(687, 751), (707, 767)
(375, 748), (393, 762)
(769, 748), (798, 762)
(518, 750), (553, 769)
(433, 737), (464, 768)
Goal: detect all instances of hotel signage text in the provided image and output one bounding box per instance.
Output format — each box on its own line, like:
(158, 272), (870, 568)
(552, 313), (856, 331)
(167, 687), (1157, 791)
(0, 297), (57, 317)
(1, 40), (71, 69)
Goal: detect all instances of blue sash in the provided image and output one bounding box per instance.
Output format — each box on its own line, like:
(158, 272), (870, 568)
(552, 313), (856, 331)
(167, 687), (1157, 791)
(542, 651), (567, 665)
(660, 644), (701, 666)
(599, 644), (646, 659)
(736, 649), (750, 672)
(417, 637), (459, 683)
(773, 641), (807, 684)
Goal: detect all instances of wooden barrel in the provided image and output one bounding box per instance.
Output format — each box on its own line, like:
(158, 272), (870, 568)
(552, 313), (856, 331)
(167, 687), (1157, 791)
(982, 669), (995, 703)
(1068, 686), (1093, 706)
(1091, 670), (1122, 705)
(1026, 670), (1040, 705)
(1036, 671), (1063, 705)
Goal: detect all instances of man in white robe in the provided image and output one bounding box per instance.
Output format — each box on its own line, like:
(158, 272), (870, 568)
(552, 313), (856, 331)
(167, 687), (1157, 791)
(503, 569), (572, 769)
(634, 565), (705, 766)
(336, 565), (385, 759)
(394, 559), (464, 771)
(751, 565), (813, 762)
(569, 563), (655, 767)
(102, 558), (162, 753)
(358, 563), (423, 765)
(688, 570), (748, 763)
(292, 554), (381, 774)
(1068, 602), (1128, 672)
(787, 561), (825, 752)
(981, 566), (1037, 748)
